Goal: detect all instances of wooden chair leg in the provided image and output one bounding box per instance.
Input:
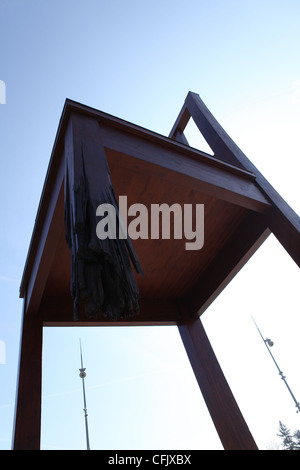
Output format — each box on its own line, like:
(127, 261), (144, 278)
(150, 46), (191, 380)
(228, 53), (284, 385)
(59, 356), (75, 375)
(12, 298), (43, 450)
(178, 316), (258, 450)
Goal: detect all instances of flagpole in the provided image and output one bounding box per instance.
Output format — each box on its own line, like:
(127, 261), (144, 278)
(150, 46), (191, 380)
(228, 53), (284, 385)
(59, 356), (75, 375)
(79, 339), (91, 450)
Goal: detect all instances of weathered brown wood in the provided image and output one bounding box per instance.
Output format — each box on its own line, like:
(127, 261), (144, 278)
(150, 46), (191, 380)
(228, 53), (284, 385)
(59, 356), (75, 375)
(178, 316), (258, 450)
(65, 112), (143, 321)
(12, 294), (43, 450)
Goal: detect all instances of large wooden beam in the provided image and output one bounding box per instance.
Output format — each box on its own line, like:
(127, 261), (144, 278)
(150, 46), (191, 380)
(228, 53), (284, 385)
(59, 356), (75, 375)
(170, 92), (300, 267)
(12, 294), (43, 450)
(20, 159), (65, 314)
(178, 316), (258, 450)
(100, 124), (270, 213)
(41, 296), (180, 326)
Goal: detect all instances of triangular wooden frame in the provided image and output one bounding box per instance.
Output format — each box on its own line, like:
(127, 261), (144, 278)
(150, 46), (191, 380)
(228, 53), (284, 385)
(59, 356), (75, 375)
(170, 92), (300, 267)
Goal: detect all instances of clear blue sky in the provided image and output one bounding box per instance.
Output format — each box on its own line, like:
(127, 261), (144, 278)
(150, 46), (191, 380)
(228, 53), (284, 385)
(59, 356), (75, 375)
(0, 0), (300, 450)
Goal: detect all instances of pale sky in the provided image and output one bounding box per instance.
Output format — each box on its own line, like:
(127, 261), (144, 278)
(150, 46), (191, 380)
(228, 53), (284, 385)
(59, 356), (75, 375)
(0, 0), (300, 450)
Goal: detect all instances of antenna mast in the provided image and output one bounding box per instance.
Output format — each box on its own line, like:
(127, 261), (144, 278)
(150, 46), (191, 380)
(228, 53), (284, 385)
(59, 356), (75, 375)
(252, 316), (300, 413)
(79, 339), (91, 450)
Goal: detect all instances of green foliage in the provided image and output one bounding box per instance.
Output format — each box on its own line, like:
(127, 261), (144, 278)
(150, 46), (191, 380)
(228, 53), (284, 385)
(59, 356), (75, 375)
(277, 421), (300, 450)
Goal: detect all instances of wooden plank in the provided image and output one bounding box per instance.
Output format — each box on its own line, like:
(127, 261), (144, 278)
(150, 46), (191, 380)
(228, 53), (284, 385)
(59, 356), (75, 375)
(268, 206), (300, 268)
(184, 92), (246, 168)
(21, 157), (65, 314)
(100, 124), (271, 213)
(18, 96), (273, 302)
(178, 316), (258, 450)
(171, 92), (300, 267)
(19, 111), (67, 300)
(41, 296), (180, 326)
(168, 102), (190, 137)
(187, 211), (270, 316)
(100, 121), (255, 178)
(173, 129), (189, 145)
(63, 98), (252, 179)
(65, 112), (143, 321)
(12, 294), (43, 450)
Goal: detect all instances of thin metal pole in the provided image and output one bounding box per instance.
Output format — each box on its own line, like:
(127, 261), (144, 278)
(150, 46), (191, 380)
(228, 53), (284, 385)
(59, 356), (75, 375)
(79, 339), (91, 450)
(251, 316), (300, 413)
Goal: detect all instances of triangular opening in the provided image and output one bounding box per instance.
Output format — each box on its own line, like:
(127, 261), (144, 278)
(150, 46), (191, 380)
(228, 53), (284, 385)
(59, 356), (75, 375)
(184, 118), (214, 156)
